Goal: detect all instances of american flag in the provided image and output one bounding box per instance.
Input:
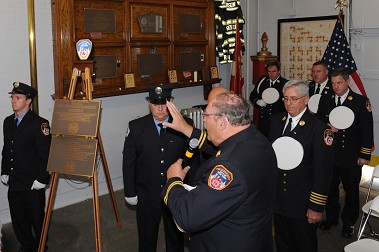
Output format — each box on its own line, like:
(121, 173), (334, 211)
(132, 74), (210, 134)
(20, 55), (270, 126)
(322, 19), (366, 96)
(230, 19), (244, 96)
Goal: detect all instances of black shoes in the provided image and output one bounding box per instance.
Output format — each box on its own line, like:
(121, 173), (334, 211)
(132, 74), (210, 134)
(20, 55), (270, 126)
(319, 219), (339, 230)
(342, 225), (354, 238)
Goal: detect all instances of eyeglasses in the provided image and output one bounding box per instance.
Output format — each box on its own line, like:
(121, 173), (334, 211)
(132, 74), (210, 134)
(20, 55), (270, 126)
(282, 95), (306, 103)
(203, 113), (221, 119)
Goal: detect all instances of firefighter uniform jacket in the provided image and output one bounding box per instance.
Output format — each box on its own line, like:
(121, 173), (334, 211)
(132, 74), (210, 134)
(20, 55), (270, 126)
(309, 79), (334, 97)
(316, 89), (374, 165)
(269, 110), (334, 217)
(249, 76), (288, 137)
(161, 125), (277, 252)
(1, 110), (51, 191)
(122, 113), (192, 207)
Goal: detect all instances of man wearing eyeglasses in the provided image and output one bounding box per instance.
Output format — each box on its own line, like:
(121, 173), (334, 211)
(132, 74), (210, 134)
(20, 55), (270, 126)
(161, 93), (277, 252)
(122, 84), (194, 252)
(269, 80), (333, 252)
(1, 82), (51, 252)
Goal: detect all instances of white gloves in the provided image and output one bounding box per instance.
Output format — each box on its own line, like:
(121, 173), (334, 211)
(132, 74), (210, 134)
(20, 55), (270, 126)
(31, 180), (46, 190)
(256, 99), (267, 107)
(125, 196), (138, 205)
(1, 175), (9, 185)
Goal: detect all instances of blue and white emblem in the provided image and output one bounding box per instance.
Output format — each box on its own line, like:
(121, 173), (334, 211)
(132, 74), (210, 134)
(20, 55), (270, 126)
(76, 39), (93, 60)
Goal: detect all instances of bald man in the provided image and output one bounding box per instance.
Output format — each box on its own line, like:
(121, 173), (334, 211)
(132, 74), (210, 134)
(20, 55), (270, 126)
(207, 86), (230, 102)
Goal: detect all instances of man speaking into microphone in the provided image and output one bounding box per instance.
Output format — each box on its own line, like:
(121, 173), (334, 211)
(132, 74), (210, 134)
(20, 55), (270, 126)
(122, 84), (196, 252)
(161, 93), (277, 252)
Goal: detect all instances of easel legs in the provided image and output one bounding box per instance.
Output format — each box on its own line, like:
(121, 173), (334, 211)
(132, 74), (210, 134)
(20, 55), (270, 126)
(38, 173), (59, 252)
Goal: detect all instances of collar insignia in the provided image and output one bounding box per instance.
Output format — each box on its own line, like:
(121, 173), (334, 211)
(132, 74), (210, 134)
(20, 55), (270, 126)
(299, 120), (305, 126)
(282, 116), (287, 121)
(216, 150), (221, 157)
(348, 96), (353, 100)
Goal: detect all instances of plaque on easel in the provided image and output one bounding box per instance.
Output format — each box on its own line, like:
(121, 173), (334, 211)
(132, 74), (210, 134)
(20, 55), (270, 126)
(39, 67), (122, 252)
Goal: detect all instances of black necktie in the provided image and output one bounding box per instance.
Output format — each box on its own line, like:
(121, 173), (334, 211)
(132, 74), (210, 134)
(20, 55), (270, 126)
(158, 123), (165, 140)
(315, 84), (321, 94)
(283, 118), (292, 136)
(270, 80), (274, 87)
(337, 96), (341, 106)
(14, 118), (18, 128)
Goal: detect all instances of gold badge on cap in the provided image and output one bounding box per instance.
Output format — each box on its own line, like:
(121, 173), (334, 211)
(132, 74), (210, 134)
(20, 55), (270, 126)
(155, 87), (162, 95)
(14, 82), (19, 88)
(299, 120), (305, 126)
(348, 96), (353, 100)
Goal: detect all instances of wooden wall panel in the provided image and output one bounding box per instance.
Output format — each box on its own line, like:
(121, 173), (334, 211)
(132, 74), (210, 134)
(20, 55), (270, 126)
(51, 0), (217, 99)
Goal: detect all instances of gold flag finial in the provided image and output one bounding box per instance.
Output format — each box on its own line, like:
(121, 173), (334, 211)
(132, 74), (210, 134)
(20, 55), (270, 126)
(335, 0), (348, 13)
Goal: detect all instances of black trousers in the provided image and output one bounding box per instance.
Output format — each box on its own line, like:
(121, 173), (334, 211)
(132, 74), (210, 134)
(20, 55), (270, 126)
(324, 164), (362, 226)
(136, 202), (184, 252)
(8, 189), (46, 252)
(274, 213), (318, 252)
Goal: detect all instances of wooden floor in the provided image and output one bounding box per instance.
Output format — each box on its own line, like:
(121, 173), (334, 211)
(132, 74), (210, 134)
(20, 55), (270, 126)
(1, 165), (379, 252)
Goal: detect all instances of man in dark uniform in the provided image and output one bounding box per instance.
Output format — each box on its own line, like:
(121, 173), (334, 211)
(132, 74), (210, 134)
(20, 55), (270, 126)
(309, 61), (333, 97)
(269, 80), (333, 252)
(122, 84), (193, 252)
(1, 82), (51, 252)
(317, 68), (374, 238)
(161, 93), (277, 252)
(249, 61), (288, 137)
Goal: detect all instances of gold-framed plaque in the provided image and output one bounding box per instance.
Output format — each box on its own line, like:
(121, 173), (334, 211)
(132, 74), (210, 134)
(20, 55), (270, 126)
(168, 69), (178, 84)
(211, 66), (219, 79)
(124, 73), (135, 88)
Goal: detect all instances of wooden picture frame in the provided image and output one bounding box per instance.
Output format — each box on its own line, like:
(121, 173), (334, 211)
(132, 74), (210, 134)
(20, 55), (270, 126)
(168, 69), (178, 84)
(277, 15), (340, 81)
(210, 66), (219, 79)
(124, 73), (135, 88)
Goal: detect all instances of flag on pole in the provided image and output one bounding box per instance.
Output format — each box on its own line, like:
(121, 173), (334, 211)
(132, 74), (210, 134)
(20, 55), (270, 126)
(322, 19), (366, 96)
(230, 19), (244, 96)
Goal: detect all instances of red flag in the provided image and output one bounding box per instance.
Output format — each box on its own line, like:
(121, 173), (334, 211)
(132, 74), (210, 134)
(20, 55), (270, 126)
(322, 19), (366, 96)
(230, 19), (244, 96)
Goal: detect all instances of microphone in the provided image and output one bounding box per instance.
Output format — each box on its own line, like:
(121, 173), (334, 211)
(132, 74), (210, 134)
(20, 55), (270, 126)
(181, 138), (199, 168)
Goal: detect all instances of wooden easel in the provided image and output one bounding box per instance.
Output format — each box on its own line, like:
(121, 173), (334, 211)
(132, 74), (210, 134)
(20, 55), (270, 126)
(38, 68), (122, 252)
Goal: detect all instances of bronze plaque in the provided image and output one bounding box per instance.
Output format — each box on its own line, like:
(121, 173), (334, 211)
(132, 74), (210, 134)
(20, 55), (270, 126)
(47, 136), (98, 177)
(94, 55), (117, 78)
(137, 12), (163, 34)
(84, 8), (116, 33)
(180, 14), (201, 33)
(137, 54), (163, 75)
(51, 99), (101, 137)
(180, 52), (201, 72)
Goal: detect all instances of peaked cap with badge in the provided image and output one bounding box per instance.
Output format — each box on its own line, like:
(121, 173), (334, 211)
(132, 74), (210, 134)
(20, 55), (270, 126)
(8, 82), (38, 99)
(147, 84), (173, 105)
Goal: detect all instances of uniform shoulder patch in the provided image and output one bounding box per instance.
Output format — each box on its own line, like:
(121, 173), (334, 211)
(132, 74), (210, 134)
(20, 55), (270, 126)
(41, 122), (50, 136)
(324, 129), (334, 146)
(366, 100), (372, 113)
(208, 165), (233, 190)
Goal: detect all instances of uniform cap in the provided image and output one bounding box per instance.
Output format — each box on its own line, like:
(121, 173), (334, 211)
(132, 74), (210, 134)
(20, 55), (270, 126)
(8, 82), (38, 99)
(147, 84), (173, 105)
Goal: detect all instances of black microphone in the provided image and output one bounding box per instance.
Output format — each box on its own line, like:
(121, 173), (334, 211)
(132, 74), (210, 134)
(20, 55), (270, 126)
(181, 138), (199, 168)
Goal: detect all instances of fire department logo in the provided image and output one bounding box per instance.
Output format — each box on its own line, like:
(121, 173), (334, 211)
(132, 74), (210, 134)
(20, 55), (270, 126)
(41, 122), (50, 136)
(208, 165), (233, 190)
(76, 39), (92, 60)
(366, 100), (372, 113)
(324, 129), (334, 146)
